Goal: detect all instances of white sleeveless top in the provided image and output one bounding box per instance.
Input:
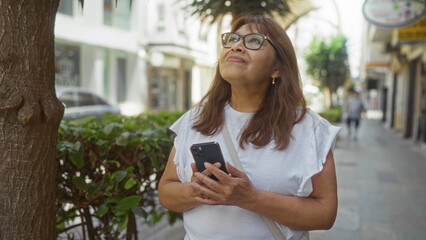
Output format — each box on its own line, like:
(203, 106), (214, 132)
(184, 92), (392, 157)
(170, 104), (340, 240)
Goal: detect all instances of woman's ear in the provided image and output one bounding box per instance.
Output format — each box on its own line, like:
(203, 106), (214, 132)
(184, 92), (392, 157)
(271, 69), (280, 79)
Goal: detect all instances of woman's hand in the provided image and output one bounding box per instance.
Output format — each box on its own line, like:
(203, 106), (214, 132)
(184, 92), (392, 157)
(190, 162), (221, 199)
(190, 162), (258, 207)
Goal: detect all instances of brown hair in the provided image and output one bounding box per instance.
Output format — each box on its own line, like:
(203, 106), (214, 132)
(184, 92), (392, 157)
(192, 15), (307, 150)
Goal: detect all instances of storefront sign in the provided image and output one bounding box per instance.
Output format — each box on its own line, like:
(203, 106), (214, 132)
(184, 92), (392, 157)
(362, 0), (425, 28)
(398, 17), (426, 42)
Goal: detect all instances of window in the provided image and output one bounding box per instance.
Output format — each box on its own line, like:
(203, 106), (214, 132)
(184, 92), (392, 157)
(104, 0), (132, 30)
(94, 96), (108, 105)
(116, 57), (127, 103)
(184, 71), (192, 109)
(157, 4), (165, 32)
(58, 0), (73, 16)
(59, 92), (77, 108)
(77, 93), (96, 107)
(158, 4), (165, 21)
(103, 50), (110, 97)
(55, 43), (80, 86)
(150, 68), (178, 111)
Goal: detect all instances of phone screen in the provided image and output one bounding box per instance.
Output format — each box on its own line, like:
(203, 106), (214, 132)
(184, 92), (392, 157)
(190, 142), (228, 181)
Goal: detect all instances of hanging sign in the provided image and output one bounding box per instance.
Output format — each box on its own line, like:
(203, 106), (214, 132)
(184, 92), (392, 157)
(362, 0), (425, 28)
(398, 17), (426, 42)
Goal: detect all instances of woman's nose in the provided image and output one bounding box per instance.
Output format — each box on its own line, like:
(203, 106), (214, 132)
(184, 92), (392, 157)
(230, 39), (245, 52)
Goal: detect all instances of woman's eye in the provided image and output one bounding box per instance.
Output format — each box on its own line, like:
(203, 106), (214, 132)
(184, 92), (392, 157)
(229, 36), (238, 42)
(248, 37), (261, 44)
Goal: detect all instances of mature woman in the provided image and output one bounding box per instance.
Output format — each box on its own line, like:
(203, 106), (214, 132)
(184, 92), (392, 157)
(158, 15), (339, 240)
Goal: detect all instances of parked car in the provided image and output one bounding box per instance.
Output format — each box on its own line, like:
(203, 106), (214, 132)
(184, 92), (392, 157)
(56, 87), (121, 120)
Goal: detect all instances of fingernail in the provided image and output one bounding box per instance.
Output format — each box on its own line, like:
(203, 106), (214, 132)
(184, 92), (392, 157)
(204, 162), (209, 167)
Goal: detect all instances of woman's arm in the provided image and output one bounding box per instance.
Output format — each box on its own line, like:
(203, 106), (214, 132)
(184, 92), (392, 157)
(191, 149), (338, 231)
(158, 147), (200, 212)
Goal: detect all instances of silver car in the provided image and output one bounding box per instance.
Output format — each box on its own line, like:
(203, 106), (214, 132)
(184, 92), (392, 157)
(56, 87), (121, 120)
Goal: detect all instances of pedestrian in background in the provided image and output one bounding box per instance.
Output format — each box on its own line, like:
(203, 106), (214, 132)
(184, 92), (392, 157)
(158, 15), (340, 240)
(345, 91), (365, 140)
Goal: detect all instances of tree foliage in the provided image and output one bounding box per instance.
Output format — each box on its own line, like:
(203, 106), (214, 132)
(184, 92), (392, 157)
(185, 0), (292, 23)
(56, 112), (183, 239)
(304, 35), (349, 94)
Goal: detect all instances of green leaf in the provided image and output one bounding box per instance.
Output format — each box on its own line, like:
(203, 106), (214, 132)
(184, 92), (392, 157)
(105, 159), (121, 168)
(56, 222), (65, 230)
(68, 149), (84, 169)
(142, 129), (154, 136)
(87, 181), (102, 198)
(136, 160), (145, 174)
(116, 195), (141, 211)
(126, 166), (135, 173)
(105, 196), (120, 204)
(61, 141), (75, 149)
(124, 177), (137, 190)
(112, 208), (126, 216)
(132, 206), (148, 219)
(150, 155), (160, 170)
(143, 144), (151, 152)
(95, 204), (109, 217)
(152, 211), (165, 225)
(73, 141), (82, 151)
(72, 176), (88, 191)
(116, 137), (128, 146)
(117, 214), (129, 232)
(103, 122), (121, 135)
(112, 170), (127, 183)
(116, 132), (130, 146)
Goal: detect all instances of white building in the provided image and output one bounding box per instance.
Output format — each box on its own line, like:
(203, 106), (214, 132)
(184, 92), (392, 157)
(55, 0), (218, 115)
(361, 15), (426, 150)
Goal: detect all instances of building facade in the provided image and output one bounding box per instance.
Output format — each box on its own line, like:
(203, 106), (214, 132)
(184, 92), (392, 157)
(55, 0), (218, 115)
(361, 17), (426, 151)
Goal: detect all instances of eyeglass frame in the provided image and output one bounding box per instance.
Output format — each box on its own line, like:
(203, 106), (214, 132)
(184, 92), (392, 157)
(221, 32), (279, 52)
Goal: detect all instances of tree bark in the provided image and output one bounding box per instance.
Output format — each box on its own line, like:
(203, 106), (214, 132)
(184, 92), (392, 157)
(126, 212), (138, 240)
(324, 87), (332, 109)
(0, 1), (63, 239)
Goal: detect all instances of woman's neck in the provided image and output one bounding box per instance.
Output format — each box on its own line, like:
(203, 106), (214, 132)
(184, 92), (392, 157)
(229, 90), (266, 113)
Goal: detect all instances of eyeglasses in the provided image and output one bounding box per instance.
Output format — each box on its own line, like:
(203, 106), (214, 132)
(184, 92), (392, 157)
(221, 32), (277, 51)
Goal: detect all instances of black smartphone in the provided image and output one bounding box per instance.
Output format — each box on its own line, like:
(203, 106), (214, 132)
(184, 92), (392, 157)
(190, 142), (228, 181)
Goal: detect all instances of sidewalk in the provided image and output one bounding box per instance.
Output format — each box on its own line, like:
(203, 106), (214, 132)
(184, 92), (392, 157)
(311, 118), (426, 240)
(139, 117), (426, 240)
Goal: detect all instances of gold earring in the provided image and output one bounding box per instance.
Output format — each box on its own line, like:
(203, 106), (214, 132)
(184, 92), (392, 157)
(272, 78), (276, 85)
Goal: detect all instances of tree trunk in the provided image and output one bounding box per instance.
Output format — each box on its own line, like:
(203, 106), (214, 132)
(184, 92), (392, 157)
(126, 212), (138, 240)
(83, 207), (96, 240)
(0, 1), (63, 239)
(324, 87), (332, 109)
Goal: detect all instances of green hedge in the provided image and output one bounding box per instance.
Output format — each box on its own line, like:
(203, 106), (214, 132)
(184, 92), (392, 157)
(318, 106), (342, 123)
(56, 112), (184, 239)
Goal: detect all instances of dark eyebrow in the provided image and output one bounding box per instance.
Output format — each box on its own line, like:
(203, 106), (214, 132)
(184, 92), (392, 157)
(235, 32), (258, 36)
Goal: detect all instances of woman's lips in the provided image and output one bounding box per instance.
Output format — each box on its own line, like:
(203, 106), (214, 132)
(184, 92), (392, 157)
(227, 56), (245, 63)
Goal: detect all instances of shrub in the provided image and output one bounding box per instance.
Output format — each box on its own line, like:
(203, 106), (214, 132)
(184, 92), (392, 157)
(56, 112), (184, 239)
(318, 106), (341, 123)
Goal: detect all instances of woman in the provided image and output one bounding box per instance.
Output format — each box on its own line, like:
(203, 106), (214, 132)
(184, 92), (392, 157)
(158, 15), (339, 240)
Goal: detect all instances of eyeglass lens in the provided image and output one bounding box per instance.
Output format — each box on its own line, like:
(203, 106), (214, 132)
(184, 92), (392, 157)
(222, 33), (265, 50)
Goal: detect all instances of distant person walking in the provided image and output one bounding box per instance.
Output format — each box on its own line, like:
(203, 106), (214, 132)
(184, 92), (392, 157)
(345, 91), (365, 139)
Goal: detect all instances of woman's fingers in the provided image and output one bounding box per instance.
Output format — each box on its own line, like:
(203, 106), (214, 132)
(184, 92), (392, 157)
(191, 162), (222, 177)
(190, 162), (223, 199)
(192, 162), (257, 206)
(225, 162), (245, 178)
